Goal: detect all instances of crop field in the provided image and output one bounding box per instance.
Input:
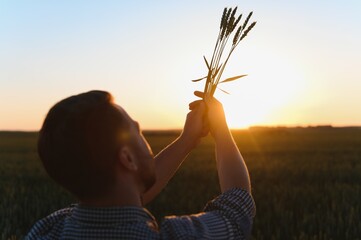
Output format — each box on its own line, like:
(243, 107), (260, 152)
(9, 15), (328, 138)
(1, 127), (361, 239)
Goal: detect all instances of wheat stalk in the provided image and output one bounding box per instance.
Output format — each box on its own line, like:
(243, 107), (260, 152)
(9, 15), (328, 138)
(192, 7), (256, 98)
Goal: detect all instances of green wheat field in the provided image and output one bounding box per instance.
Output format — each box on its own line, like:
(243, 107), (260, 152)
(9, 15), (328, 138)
(1, 127), (361, 239)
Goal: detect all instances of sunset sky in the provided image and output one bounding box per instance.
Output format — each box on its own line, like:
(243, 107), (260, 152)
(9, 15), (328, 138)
(1, 1), (360, 130)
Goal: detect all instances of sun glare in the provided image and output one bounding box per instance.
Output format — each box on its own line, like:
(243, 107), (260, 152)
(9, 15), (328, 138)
(219, 51), (306, 129)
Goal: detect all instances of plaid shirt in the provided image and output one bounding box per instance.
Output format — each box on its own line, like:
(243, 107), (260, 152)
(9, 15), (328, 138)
(26, 188), (255, 239)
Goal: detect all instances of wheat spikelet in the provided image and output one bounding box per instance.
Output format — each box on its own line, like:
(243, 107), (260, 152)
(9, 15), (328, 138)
(220, 8), (227, 29)
(226, 15), (235, 36)
(226, 7), (238, 36)
(230, 7), (238, 19)
(232, 14), (242, 32)
(224, 8), (232, 25)
(242, 11), (253, 30)
(233, 25), (242, 45)
(220, 8), (232, 40)
(240, 21), (257, 41)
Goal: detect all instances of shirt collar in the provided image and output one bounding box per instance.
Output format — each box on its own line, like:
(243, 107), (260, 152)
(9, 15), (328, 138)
(71, 204), (156, 225)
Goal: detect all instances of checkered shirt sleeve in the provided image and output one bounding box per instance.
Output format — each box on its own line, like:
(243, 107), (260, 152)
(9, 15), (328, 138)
(160, 188), (256, 239)
(25, 188), (255, 239)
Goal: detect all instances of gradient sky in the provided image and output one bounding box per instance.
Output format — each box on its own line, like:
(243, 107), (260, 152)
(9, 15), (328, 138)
(1, 0), (360, 130)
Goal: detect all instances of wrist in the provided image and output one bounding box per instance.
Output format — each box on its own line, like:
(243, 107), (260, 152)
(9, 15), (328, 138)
(179, 131), (198, 152)
(212, 124), (232, 143)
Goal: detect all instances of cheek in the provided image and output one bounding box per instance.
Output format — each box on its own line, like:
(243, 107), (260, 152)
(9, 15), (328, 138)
(140, 135), (154, 156)
(134, 141), (153, 162)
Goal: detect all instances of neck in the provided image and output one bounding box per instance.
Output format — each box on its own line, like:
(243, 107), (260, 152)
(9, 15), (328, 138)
(80, 181), (143, 207)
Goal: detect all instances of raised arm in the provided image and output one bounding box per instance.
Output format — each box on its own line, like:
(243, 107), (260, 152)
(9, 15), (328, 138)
(142, 103), (207, 204)
(158, 93), (254, 239)
(194, 91), (251, 193)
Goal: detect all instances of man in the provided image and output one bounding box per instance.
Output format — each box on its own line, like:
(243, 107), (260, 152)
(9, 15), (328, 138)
(26, 90), (255, 239)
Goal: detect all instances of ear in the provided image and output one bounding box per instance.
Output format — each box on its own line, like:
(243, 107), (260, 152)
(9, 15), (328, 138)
(117, 146), (138, 171)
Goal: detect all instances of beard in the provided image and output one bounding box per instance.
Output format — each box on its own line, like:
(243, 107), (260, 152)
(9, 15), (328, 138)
(135, 150), (156, 193)
(128, 131), (157, 194)
(140, 165), (156, 193)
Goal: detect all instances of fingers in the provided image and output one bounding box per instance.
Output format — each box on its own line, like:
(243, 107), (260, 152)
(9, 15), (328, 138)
(189, 91), (205, 110)
(189, 100), (203, 110)
(190, 101), (206, 115)
(191, 91), (222, 112)
(194, 91), (219, 104)
(194, 91), (204, 98)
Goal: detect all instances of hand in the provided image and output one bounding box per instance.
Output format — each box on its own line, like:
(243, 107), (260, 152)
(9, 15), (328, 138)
(191, 91), (229, 140)
(181, 100), (208, 148)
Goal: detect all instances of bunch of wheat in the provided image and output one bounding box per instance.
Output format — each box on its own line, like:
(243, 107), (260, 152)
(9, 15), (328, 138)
(192, 7), (256, 97)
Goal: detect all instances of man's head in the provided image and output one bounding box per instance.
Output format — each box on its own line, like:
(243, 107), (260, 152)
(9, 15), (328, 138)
(38, 90), (155, 201)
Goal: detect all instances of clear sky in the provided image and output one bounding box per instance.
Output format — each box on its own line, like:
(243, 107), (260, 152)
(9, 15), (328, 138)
(1, 0), (360, 130)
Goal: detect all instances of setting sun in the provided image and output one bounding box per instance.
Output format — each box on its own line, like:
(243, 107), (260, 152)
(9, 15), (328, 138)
(219, 48), (306, 129)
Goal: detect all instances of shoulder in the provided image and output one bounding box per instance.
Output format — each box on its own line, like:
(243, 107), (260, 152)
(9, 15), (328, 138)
(25, 207), (74, 239)
(160, 188), (256, 240)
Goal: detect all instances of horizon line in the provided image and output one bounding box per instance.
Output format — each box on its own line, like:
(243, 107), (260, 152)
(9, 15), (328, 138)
(1, 124), (361, 133)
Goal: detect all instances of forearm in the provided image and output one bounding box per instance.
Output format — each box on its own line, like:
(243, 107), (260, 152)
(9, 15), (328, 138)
(215, 127), (251, 193)
(142, 134), (194, 204)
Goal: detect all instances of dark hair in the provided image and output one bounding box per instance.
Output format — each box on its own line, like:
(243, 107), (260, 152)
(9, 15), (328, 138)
(38, 90), (129, 199)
